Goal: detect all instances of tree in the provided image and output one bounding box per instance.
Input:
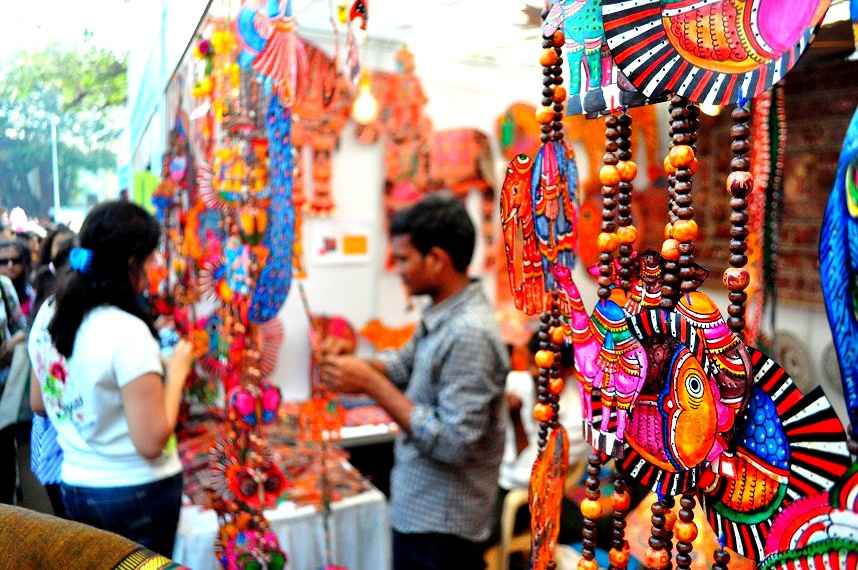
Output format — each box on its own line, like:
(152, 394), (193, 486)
(0, 43), (127, 216)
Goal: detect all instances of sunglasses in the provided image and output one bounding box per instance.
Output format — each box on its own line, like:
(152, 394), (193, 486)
(0, 258), (21, 267)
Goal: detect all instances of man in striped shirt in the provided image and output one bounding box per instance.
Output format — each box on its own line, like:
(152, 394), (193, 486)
(322, 195), (509, 570)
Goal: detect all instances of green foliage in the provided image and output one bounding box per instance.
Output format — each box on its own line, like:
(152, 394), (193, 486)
(0, 44), (127, 216)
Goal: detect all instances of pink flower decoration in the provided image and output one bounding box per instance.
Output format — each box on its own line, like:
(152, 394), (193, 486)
(49, 362), (67, 383)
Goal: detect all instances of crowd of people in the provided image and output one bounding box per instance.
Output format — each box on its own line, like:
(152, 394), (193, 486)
(0, 203), (194, 559)
(1, 197), (639, 569)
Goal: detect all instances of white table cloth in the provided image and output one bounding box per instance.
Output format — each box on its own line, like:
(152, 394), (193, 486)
(173, 489), (390, 570)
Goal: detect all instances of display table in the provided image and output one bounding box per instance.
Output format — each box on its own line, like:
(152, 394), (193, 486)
(172, 488), (391, 570)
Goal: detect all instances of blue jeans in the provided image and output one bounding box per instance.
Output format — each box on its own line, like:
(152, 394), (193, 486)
(61, 473), (183, 557)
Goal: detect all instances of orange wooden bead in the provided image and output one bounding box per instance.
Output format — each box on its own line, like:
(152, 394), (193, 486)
(550, 326), (566, 345)
(609, 547), (630, 568)
(580, 498), (602, 519)
(645, 547), (670, 569)
(669, 145), (696, 169)
(598, 232), (619, 253)
(663, 155), (676, 175)
(540, 48), (559, 67)
(674, 520), (698, 542)
(536, 106), (554, 124)
(664, 508), (677, 531)
(552, 30), (565, 47)
(599, 164), (621, 186)
(661, 238), (680, 261)
(617, 225), (638, 244)
(671, 219), (698, 241)
(577, 559), (598, 570)
(533, 403), (555, 423)
(534, 349), (556, 368)
(616, 160), (638, 182)
(664, 222), (673, 239)
(549, 377), (565, 395)
(612, 490), (631, 511)
(553, 86), (567, 103)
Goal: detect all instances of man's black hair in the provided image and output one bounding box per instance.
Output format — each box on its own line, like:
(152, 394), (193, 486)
(389, 194), (476, 273)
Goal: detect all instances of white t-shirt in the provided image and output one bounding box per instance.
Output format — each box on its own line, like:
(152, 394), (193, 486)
(499, 371), (589, 490)
(28, 301), (182, 487)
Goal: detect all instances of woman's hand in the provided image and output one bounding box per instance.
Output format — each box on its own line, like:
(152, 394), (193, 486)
(166, 339), (194, 385)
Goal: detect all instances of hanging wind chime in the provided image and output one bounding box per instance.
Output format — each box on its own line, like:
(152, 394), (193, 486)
(503, 2), (855, 569)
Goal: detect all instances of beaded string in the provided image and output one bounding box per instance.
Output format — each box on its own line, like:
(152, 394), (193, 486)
(645, 496), (672, 570)
(578, 453), (604, 570)
(711, 538), (730, 570)
(537, 26), (566, 145)
(722, 104), (753, 337)
(661, 96), (690, 307)
(534, 296), (564, 449)
(608, 474), (632, 570)
(673, 493), (699, 570)
(615, 113), (638, 293)
(597, 116), (621, 301)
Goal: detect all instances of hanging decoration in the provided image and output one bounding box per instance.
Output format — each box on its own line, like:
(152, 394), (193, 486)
(601, 0), (830, 105)
(501, 4), (850, 570)
(820, 106), (858, 440)
(548, 0), (655, 116)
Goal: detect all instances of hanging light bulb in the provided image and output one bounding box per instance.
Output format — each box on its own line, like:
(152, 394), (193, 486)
(699, 103), (721, 117)
(352, 70), (379, 125)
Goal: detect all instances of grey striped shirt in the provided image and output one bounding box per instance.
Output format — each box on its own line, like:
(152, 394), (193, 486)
(378, 280), (509, 542)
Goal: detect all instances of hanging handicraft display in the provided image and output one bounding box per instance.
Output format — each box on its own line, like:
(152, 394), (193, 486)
(601, 0), (831, 105)
(503, 2), (854, 569)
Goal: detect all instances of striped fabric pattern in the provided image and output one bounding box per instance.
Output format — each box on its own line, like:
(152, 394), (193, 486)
(30, 414), (63, 485)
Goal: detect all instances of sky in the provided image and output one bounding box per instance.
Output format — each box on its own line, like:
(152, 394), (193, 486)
(0, 0), (134, 59)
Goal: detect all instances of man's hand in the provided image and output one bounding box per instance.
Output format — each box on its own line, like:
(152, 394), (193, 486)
(319, 356), (381, 395)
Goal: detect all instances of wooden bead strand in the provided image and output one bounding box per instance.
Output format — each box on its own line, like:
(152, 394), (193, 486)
(711, 540), (730, 570)
(578, 453), (604, 570)
(534, 309), (559, 450)
(538, 25), (566, 145)
(660, 95), (691, 308)
(722, 104), (753, 337)
(615, 113), (638, 293)
(662, 494), (677, 569)
(608, 474), (632, 569)
(598, 116), (622, 301)
(645, 497), (671, 570)
(673, 492), (698, 570)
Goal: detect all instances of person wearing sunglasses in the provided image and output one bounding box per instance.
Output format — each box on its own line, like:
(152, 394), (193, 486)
(0, 239), (34, 319)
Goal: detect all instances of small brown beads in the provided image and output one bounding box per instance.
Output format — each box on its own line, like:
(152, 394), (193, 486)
(712, 543), (730, 570)
(615, 113), (639, 293)
(534, 297), (563, 449)
(645, 498), (672, 570)
(598, 116), (621, 301)
(660, 96), (690, 308)
(673, 493), (698, 570)
(722, 104), (753, 336)
(538, 26), (566, 144)
(608, 475), (632, 570)
(579, 453), (603, 570)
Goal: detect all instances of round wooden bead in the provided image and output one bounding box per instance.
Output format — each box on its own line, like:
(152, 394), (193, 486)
(533, 403), (554, 422)
(661, 239), (681, 261)
(616, 160), (637, 182)
(673, 520), (698, 542)
(617, 225), (638, 244)
(581, 498), (602, 519)
(598, 232), (620, 252)
(539, 48), (558, 67)
(609, 547), (630, 568)
(644, 547), (670, 569)
(577, 558), (598, 570)
(726, 171), (753, 196)
(669, 145), (696, 169)
(612, 491), (631, 512)
(534, 350), (555, 368)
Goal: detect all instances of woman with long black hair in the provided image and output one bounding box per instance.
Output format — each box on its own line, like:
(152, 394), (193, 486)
(28, 201), (193, 556)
